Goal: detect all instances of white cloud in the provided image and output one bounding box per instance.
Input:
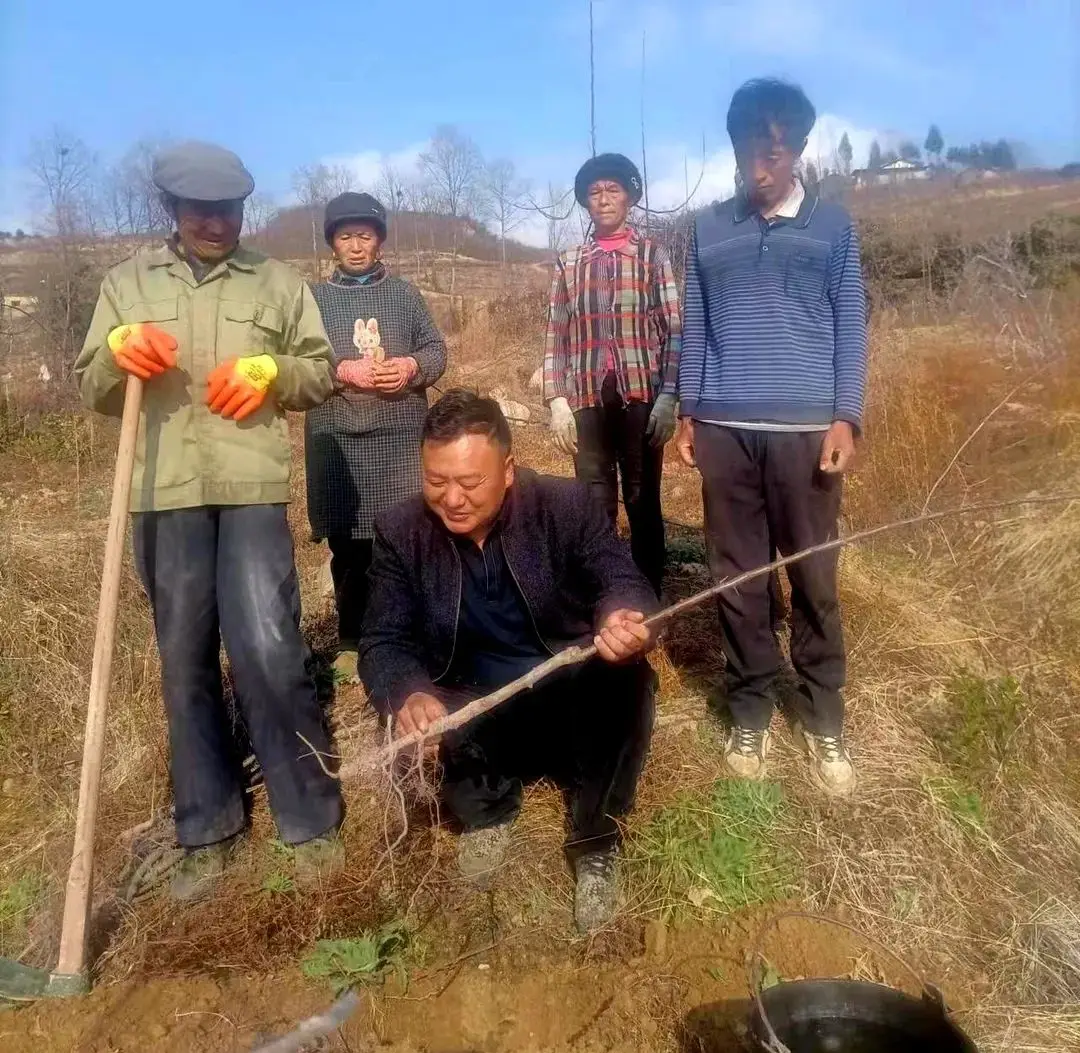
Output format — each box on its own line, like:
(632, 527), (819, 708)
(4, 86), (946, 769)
(805, 113), (896, 174)
(645, 143), (737, 211)
(325, 141), (429, 193)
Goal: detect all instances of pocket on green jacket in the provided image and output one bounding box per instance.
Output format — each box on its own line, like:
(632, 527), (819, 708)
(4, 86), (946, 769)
(219, 301), (286, 363)
(122, 298), (182, 371)
(125, 298), (180, 335)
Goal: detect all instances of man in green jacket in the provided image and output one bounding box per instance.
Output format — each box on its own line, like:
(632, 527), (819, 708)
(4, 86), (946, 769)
(75, 141), (344, 901)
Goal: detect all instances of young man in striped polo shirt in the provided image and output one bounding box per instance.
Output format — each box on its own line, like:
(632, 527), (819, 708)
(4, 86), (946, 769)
(676, 79), (868, 796)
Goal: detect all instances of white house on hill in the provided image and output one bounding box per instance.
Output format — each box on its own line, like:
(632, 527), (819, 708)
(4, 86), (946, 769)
(853, 158), (932, 189)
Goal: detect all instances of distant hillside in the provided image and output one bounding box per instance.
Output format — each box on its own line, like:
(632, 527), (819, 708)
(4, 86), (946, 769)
(254, 206), (547, 266)
(846, 172), (1080, 239)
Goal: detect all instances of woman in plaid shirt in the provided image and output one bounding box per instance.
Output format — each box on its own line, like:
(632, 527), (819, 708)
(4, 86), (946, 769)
(543, 153), (682, 596)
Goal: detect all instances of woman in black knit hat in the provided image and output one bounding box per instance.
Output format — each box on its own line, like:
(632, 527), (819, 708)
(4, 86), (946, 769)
(542, 153), (682, 596)
(305, 192), (447, 682)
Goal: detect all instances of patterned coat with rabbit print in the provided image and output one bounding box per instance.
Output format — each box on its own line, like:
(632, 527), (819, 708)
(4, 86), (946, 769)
(305, 267), (447, 539)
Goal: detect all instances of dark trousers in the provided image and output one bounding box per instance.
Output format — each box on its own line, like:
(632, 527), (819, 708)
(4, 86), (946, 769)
(132, 505), (344, 848)
(574, 374), (665, 595)
(694, 424), (846, 735)
(440, 658), (655, 855)
(327, 536), (374, 649)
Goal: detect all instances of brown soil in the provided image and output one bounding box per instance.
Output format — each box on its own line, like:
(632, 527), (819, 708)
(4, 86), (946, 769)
(1, 913), (913, 1053)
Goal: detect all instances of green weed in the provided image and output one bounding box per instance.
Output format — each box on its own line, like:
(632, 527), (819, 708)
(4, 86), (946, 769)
(0, 872), (44, 954)
(937, 672), (1025, 778)
(628, 780), (795, 919)
(665, 536), (709, 567)
(0, 411), (93, 460)
(300, 922), (410, 994)
(924, 775), (987, 834)
(262, 871), (295, 895)
(891, 885), (921, 923)
(760, 959), (784, 990)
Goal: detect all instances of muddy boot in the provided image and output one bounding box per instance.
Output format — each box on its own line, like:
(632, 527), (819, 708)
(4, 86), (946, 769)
(332, 648), (360, 685)
(293, 833), (346, 886)
(456, 822), (513, 889)
(169, 838), (236, 903)
(574, 849), (618, 934)
(723, 726), (773, 781)
(798, 724), (856, 798)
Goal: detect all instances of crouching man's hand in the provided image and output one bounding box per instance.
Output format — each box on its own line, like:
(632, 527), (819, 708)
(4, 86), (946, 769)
(594, 609), (654, 664)
(394, 691), (448, 741)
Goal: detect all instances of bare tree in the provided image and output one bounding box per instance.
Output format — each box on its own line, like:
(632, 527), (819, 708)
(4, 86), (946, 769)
(838, 133), (854, 177)
(102, 139), (171, 241)
(481, 158), (527, 281)
(542, 182), (575, 255)
(420, 126), (483, 293)
(376, 161), (410, 258)
(415, 178), (444, 289)
(291, 163), (355, 277)
(28, 128), (96, 238)
(25, 130), (101, 382)
(243, 192), (278, 239)
(925, 125), (945, 167)
(395, 178), (427, 284)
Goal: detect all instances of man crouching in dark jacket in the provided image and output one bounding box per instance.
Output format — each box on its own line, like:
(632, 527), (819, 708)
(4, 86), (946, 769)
(359, 389), (657, 933)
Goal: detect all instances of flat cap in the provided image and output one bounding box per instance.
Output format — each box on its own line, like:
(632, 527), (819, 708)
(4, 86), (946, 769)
(152, 141), (255, 202)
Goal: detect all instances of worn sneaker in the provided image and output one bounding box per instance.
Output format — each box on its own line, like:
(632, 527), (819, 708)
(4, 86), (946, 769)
(169, 839), (235, 902)
(799, 726), (856, 798)
(574, 850), (619, 934)
(293, 833), (346, 886)
(723, 726), (773, 780)
(456, 822), (513, 889)
(332, 648), (360, 685)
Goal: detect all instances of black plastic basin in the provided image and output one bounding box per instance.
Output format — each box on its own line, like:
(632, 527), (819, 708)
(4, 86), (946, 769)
(750, 979), (978, 1053)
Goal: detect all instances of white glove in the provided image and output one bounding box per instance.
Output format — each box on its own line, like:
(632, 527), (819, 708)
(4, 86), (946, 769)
(548, 396), (578, 456)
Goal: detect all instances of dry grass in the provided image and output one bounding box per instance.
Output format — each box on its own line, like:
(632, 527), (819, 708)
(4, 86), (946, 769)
(2, 266), (1080, 1051)
(850, 176), (1080, 243)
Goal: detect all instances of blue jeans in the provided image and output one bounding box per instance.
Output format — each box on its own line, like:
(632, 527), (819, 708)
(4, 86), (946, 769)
(132, 505), (343, 847)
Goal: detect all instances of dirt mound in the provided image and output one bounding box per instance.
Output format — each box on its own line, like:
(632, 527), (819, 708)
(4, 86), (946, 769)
(2, 912), (912, 1053)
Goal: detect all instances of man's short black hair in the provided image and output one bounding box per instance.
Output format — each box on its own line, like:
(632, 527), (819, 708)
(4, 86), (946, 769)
(423, 388), (512, 453)
(726, 78), (816, 151)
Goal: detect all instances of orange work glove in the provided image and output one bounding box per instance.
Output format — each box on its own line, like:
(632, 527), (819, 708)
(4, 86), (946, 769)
(107, 324), (178, 380)
(206, 354), (278, 421)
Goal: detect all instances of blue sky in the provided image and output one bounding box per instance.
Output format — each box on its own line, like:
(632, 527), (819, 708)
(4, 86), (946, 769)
(2, 0), (1077, 240)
